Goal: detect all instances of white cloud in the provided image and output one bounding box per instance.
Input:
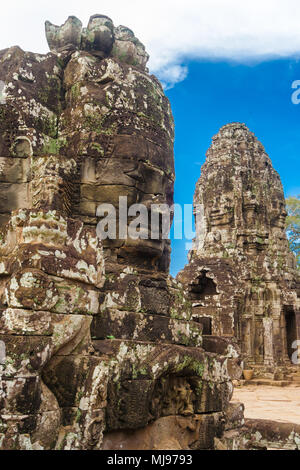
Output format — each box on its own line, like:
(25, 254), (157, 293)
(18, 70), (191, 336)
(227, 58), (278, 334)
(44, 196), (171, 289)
(157, 65), (188, 90)
(1, 0), (300, 87)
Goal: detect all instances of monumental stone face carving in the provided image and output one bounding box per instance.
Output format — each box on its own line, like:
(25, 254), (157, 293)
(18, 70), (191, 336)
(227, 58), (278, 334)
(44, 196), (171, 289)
(0, 16), (242, 450)
(178, 123), (300, 376)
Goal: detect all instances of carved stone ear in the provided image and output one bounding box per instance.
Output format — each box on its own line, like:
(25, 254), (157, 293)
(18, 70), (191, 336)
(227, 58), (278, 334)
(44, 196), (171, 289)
(30, 155), (77, 214)
(112, 25), (149, 69)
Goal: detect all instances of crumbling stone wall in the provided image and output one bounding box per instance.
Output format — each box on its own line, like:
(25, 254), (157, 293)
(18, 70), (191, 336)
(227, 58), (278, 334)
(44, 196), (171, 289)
(178, 123), (300, 376)
(0, 15), (242, 450)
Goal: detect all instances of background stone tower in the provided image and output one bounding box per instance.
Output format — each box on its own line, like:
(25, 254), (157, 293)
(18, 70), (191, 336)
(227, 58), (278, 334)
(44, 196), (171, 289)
(178, 122), (300, 375)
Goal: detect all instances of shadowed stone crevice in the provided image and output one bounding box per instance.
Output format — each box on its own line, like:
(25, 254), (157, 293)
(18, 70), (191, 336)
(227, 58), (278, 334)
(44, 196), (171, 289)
(189, 270), (218, 300)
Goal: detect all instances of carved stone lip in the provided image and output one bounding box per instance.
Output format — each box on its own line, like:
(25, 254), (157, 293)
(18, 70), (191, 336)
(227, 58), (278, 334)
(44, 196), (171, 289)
(210, 212), (232, 221)
(272, 215), (286, 228)
(243, 203), (258, 210)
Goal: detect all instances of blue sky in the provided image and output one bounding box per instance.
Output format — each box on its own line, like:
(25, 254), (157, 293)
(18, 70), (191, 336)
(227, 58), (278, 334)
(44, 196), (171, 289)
(167, 58), (300, 276)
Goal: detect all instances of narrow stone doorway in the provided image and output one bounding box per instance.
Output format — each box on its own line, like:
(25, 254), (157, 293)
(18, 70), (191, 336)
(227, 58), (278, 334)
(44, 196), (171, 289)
(199, 316), (212, 335)
(284, 307), (297, 361)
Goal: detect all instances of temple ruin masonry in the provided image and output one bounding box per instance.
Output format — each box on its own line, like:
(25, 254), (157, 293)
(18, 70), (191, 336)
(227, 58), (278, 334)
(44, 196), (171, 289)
(0, 15), (298, 450)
